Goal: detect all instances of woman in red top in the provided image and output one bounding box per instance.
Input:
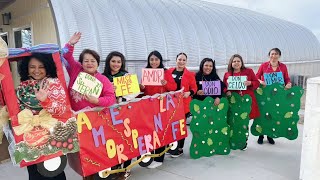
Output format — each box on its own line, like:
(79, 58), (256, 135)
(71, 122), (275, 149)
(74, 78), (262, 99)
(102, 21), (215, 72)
(166, 52), (197, 157)
(256, 48), (292, 145)
(223, 54), (260, 150)
(140, 50), (176, 168)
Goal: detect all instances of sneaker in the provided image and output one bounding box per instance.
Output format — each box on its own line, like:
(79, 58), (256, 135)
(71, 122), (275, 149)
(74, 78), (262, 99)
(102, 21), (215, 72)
(171, 150), (183, 158)
(147, 161), (163, 169)
(241, 144), (248, 151)
(267, 136), (275, 144)
(257, 135), (264, 144)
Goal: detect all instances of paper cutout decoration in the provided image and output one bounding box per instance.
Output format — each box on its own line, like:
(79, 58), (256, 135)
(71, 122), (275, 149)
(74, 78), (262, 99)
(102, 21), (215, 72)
(141, 68), (164, 86)
(189, 97), (230, 159)
(227, 76), (247, 90)
(227, 92), (252, 150)
(251, 83), (304, 140)
(201, 81), (221, 95)
(263, 72), (284, 85)
(72, 72), (103, 98)
(114, 74), (140, 97)
(13, 116), (79, 164)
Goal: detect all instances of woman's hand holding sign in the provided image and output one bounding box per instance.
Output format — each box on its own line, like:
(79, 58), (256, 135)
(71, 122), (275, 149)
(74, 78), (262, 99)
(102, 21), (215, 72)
(285, 82), (292, 89)
(244, 80), (252, 86)
(197, 90), (205, 95)
(85, 94), (99, 104)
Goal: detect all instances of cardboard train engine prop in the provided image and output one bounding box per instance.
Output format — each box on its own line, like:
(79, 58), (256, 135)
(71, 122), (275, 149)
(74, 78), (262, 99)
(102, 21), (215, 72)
(0, 40), (186, 178)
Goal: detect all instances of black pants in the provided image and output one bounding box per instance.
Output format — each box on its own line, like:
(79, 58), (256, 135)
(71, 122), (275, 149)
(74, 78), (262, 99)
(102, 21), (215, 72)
(123, 159), (131, 169)
(27, 165), (66, 180)
(177, 113), (189, 150)
(154, 146), (165, 162)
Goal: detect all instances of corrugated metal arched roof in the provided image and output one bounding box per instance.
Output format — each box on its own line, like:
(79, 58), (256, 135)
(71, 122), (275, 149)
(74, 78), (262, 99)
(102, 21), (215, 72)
(50, 0), (320, 71)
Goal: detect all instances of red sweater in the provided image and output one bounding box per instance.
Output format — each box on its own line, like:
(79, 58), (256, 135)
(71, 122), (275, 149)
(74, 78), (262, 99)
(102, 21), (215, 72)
(166, 67), (197, 114)
(223, 68), (260, 119)
(256, 61), (291, 85)
(143, 70), (177, 96)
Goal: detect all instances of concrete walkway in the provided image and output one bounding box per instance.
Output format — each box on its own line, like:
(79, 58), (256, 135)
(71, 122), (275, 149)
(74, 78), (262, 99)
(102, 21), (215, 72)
(0, 122), (303, 180)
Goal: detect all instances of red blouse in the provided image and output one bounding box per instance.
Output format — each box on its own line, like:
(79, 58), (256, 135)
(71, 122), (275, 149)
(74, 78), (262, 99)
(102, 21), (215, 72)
(223, 68), (260, 119)
(256, 61), (291, 85)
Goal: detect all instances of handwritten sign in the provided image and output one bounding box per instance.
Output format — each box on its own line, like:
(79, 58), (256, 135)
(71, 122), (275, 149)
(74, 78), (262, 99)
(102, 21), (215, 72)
(141, 68), (164, 86)
(72, 72), (103, 98)
(201, 81), (221, 95)
(227, 76), (247, 90)
(114, 74), (140, 97)
(264, 72), (284, 85)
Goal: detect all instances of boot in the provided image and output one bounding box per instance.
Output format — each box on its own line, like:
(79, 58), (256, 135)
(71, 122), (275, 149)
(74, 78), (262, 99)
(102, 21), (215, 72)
(257, 135), (264, 144)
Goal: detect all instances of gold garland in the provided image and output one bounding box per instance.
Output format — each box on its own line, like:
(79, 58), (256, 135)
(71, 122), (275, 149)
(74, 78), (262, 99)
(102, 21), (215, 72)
(97, 111), (134, 152)
(161, 92), (183, 143)
(84, 157), (101, 167)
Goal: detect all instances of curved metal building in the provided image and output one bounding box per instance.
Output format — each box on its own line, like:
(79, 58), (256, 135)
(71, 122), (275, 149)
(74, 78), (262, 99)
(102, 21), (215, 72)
(50, 0), (320, 74)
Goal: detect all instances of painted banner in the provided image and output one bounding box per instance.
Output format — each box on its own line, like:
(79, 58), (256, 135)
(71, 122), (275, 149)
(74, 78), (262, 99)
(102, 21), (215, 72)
(72, 72), (103, 98)
(70, 91), (186, 177)
(227, 76), (247, 90)
(201, 81), (221, 95)
(141, 68), (164, 86)
(114, 74), (140, 97)
(263, 72), (284, 85)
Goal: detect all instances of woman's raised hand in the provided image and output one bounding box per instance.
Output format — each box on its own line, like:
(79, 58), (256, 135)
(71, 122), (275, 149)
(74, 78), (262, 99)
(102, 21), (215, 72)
(68, 32), (81, 46)
(35, 79), (51, 102)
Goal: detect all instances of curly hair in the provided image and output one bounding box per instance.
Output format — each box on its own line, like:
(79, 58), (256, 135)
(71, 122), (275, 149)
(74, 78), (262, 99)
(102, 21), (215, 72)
(18, 53), (57, 81)
(103, 51), (127, 76)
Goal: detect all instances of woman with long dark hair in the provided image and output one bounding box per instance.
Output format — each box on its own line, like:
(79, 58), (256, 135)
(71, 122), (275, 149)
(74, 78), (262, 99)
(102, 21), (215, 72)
(140, 50), (176, 168)
(193, 58), (225, 105)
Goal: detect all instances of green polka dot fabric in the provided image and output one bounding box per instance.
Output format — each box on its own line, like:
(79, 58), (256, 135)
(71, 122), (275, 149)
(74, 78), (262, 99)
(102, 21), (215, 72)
(227, 93), (252, 150)
(251, 83), (304, 140)
(189, 97), (230, 159)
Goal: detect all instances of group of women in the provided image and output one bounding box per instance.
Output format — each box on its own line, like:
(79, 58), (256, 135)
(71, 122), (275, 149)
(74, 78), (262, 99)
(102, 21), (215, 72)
(17, 31), (291, 180)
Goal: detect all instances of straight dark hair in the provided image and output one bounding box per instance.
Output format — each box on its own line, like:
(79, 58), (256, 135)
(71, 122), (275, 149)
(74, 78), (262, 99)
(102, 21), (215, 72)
(146, 50), (165, 69)
(268, 48), (281, 56)
(176, 52), (187, 60)
(103, 51), (127, 76)
(196, 58), (220, 79)
(227, 54), (246, 73)
(19, 53), (57, 81)
(79, 49), (100, 65)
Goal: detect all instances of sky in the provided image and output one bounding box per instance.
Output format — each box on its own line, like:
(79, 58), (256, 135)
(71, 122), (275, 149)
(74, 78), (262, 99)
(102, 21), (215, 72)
(203, 0), (320, 42)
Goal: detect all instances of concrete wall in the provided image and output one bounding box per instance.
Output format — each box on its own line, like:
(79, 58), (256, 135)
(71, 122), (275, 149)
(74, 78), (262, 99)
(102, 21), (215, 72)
(299, 76), (320, 180)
